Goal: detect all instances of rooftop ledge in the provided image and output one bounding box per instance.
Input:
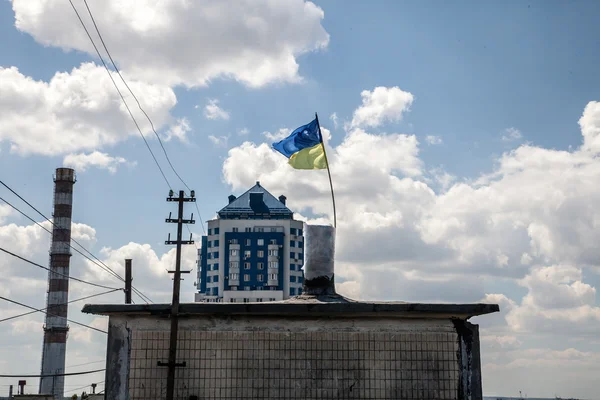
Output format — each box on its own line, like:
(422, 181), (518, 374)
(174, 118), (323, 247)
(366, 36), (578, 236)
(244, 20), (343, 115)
(82, 295), (499, 320)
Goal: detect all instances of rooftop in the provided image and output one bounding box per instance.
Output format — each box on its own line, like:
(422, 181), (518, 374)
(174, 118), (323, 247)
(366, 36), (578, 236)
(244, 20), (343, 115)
(217, 181), (293, 220)
(82, 294), (499, 320)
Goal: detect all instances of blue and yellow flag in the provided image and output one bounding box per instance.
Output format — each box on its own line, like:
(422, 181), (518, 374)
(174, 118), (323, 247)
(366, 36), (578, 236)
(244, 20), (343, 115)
(272, 118), (327, 170)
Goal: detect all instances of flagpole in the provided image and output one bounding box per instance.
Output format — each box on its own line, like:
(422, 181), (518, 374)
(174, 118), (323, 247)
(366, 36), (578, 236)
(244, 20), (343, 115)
(315, 112), (337, 229)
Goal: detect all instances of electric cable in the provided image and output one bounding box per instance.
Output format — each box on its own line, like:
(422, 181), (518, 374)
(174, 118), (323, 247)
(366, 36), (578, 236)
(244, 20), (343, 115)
(0, 288), (121, 324)
(0, 296), (107, 334)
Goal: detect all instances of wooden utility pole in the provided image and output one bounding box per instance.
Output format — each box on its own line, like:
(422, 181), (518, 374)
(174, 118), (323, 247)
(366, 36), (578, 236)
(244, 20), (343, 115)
(161, 190), (195, 400)
(124, 259), (132, 304)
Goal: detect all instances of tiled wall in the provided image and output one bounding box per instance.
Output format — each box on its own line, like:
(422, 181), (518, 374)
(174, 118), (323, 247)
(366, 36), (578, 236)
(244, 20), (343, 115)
(128, 327), (460, 399)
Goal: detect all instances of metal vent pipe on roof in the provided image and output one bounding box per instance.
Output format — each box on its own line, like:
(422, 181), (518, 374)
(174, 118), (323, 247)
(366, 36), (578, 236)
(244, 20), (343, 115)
(302, 224), (336, 295)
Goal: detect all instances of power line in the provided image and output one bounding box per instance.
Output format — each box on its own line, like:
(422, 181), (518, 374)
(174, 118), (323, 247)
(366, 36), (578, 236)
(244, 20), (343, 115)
(0, 247), (119, 291)
(0, 369), (105, 378)
(0, 180), (153, 303)
(66, 0), (171, 190)
(0, 288), (121, 324)
(80, 0), (207, 236)
(0, 195), (125, 283)
(0, 296), (107, 334)
(66, 360), (105, 369)
(0, 194), (152, 303)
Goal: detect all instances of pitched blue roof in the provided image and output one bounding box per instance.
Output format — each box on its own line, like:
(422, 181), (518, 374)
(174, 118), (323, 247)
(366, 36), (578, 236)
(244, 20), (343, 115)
(218, 182), (293, 219)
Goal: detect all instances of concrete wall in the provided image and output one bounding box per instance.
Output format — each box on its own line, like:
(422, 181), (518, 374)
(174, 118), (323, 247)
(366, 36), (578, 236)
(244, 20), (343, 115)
(104, 314), (482, 400)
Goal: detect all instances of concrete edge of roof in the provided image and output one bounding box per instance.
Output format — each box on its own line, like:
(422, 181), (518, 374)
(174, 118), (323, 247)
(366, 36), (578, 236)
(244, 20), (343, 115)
(82, 300), (499, 320)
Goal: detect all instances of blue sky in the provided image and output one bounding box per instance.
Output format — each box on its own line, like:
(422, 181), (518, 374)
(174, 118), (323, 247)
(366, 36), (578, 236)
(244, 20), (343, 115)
(1, 0), (600, 397)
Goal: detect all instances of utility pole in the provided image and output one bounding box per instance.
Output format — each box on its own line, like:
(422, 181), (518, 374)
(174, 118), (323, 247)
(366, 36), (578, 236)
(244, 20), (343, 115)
(161, 190), (195, 400)
(124, 259), (132, 304)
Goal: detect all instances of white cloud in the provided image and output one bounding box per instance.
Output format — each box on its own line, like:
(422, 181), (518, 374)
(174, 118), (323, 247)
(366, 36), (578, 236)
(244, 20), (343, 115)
(501, 127), (523, 142)
(12, 0), (329, 88)
(208, 135), (229, 148)
(162, 118), (191, 143)
(579, 101), (600, 153)
(0, 205), (13, 224)
(330, 112), (339, 129)
(351, 86), (414, 128)
(63, 151), (133, 174)
(203, 99), (230, 121)
(0, 63), (176, 156)
(238, 127), (250, 136)
(425, 135), (442, 145)
(263, 128), (291, 142)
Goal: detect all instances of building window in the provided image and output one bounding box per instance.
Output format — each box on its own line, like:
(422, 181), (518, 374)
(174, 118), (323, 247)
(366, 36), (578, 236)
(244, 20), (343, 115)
(212, 287), (218, 295)
(256, 227), (264, 232)
(246, 239), (251, 246)
(243, 298), (250, 303)
(290, 264), (295, 271)
(230, 239), (238, 244)
(231, 298), (237, 303)
(230, 273), (239, 280)
(299, 276), (304, 283)
(230, 261), (239, 269)
(245, 227), (252, 232)
(298, 229), (303, 236)
(244, 262), (251, 270)
(257, 262), (264, 270)
(270, 239), (277, 245)
(244, 250), (251, 258)
(269, 297), (276, 301)
(244, 286), (251, 291)
(207, 240), (212, 248)
(269, 273), (278, 280)
(298, 252), (303, 260)
(290, 276), (297, 283)
(290, 252), (295, 259)
(257, 239), (264, 246)
(207, 253), (212, 259)
(208, 228), (212, 235)
(214, 228), (220, 234)
(212, 252), (218, 258)
(207, 276), (211, 283)
(290, 240), (295, 248)
(213, 275), (219, 283)
(244, 274), (250, 282)
(269, 261), (278, 269)
(257, 250), (264, 257)
(257, 274), (264, 282)
(256, 298), (263, 302)
(213, 263), (219, 270)
(232, 227), (238, 232)
(230, 249), (238, 257)
(290, 288), (296, 296)
(214, 240), (220, 247)
(298, 288), (302, 295)
(268, 249), (278, 256)
(290, 228), (296, 235)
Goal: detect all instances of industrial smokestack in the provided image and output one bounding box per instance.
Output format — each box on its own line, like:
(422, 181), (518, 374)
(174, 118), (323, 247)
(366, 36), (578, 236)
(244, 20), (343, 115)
(39, 168), (76, 399)
(302, 225), (336, 296)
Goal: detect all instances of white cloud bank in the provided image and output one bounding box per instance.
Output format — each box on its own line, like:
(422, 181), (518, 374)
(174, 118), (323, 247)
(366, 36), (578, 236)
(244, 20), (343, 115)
(12, 0), (329, 88)
(63, 151), (134, 174)
(0, 63), (176, 156)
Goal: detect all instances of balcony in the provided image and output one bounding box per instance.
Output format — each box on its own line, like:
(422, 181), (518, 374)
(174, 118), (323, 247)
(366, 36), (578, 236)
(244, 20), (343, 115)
(267, 279), (278, 286)
(229, 278), (239, 286)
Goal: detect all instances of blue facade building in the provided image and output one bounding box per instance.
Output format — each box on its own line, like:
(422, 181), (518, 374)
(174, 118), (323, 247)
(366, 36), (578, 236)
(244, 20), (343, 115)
(195, 182), (305, 302)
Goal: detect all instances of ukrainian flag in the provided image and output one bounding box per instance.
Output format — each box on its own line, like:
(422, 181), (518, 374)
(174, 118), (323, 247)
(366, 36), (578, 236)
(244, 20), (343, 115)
(272, 118), (327, 170)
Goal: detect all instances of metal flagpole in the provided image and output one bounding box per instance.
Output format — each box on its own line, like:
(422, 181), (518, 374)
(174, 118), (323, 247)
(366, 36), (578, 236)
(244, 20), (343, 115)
(315, 112), (337, 228)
